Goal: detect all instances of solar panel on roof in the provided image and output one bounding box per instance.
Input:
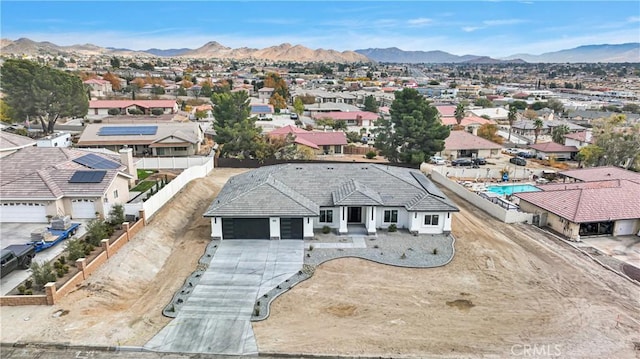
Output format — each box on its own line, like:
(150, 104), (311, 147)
(72, 153), (121, 169)
(251, 105), (272, 113)
(97, 126), (158, 136)
(69, 170), (107, 183)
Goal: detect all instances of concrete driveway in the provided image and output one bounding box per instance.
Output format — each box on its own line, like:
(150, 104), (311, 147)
(0, 221), (89, 295)
(145, 239), (303, 355)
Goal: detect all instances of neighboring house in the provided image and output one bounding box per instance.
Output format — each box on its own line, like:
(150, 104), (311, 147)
(258, 87), (274, 100)
(84, 78), (113, 97)
(250, 104), (275, 120)
(527, 142), (578, 160)
(439, 115), (494, 134)
(0, 131), (36, 158)
(469, 107), (509, 121)
(268, 125), (347, 155)
(0, 147), (136, 223)
(36, 132), (72, 148)
(439, 130), (503, 160)
(89, 100), (179, 116)
(204, 163), (459, 239)
(77, 123), (204, 156)
(516, 175), (640, 240)
(564, 131), (594, 149)
(312, 111), (379, 131)
(304, 102), (362, 116)
(559, 166), (640, 183)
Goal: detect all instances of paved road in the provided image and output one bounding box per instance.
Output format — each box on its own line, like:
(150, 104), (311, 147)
(144, 240), (303, 355)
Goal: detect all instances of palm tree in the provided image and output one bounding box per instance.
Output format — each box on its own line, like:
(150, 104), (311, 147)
(507, 104), (517, 142)
(533, 118), (544, 144)
(551, 124), (570, 144)
(454, 104), (465, 128)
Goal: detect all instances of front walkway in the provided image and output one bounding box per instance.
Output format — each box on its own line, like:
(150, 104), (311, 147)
(144, 240), (303, 355)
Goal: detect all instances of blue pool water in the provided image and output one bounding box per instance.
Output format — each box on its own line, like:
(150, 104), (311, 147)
(487, 184), (540, 196)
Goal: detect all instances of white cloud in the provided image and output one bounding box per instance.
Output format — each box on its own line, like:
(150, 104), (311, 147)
(462, 26), (483, 32)
(407, 17), (433, 27)
(482, 19), (527, 26)
(627, 16), (640, 23)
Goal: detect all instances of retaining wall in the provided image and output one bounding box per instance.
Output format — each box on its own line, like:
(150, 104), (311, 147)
(1, 215), (146, 306)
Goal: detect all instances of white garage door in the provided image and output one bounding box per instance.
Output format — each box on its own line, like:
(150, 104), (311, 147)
(72, 199), (97, 219)
(0, 202), (47, 223)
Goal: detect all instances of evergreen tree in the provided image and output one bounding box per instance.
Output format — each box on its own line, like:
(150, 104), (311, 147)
(212, 91), (261, 158)
(364, 95), (378, 113)
(374, 88), (450, 165)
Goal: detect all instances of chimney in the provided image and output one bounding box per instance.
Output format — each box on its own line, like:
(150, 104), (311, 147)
(119, 147), (138, 186)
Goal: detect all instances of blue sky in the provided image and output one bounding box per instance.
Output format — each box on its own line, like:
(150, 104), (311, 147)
(1, 1), (639, 57)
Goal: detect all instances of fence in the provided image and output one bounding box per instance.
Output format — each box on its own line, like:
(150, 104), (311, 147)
(125, 157), (214, 220)
(135, 156), (212, 169)
(343, 146), (376, 156)
(429, 168), (534, 224)
(215, 157), (420, 169)
(0, 219), (145, 306)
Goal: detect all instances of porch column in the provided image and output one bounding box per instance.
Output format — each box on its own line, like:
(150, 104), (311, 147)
(338, 206), (348, 234)
(365, 206), (376, 235)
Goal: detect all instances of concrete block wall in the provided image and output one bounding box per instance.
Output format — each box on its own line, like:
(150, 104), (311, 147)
(1, 214), (147, 306)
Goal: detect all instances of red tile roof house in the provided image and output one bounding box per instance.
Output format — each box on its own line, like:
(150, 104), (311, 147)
(527, 142), (578, 160)
(269, 125), (347, 155)
(84, 78), (113, 97)
(435, 105), (494, 134)
(515, 174), (640, 241)
(89, 100), (179, 116)
(439, 130), (503, 160)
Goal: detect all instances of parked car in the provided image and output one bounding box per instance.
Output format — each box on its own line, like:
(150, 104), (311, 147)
(517, 151), (533, 158)
(504, 148), (520, 155)
(430, 156), (446, 165)
(472, 157), (486, 165)
(290, 113), (299, 120)
(451, 158), (474, 167)
(510, 157), (527, 166)
(1, 244), (36, 278)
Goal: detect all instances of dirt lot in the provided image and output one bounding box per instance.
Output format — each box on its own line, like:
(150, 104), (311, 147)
(0, 168), (248, 346)
(253, 187), (640, 358)
(1, 166), (638, 359)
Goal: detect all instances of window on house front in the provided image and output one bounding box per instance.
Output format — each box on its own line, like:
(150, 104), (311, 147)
(114, 190), (118, 199)
(334, 145), (342, 154)
(176, 147), (188, 151)
(424, 214), (439, 226)
(319, 209), (333, 223)
(384, 210), (398, 223)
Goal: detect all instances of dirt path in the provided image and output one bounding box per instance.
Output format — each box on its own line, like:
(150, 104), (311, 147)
(252, 186), (640, 358)
(0, 168), (248, 346)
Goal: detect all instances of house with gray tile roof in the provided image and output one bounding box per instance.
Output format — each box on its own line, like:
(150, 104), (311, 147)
(0, 146), (135, 223)
(204, 163), (459, 240)
(0, 131), (36, 157)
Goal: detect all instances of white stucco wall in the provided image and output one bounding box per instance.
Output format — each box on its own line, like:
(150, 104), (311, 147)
(376, 207), (410, 230)
(211, 217), (222, 239)
(303, 217), (314, 238)
(269, 217), (280, 239)
(408, 211), (448, 234)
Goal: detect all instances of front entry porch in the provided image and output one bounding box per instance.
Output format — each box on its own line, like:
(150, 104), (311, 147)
(338, 205), (376, 235)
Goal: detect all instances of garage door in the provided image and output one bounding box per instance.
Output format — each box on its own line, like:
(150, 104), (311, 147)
(72, 199), (97, 219)
(0, 202), (47, 223)
(222, 218), (270, 239)
(280, 218), (303, 239)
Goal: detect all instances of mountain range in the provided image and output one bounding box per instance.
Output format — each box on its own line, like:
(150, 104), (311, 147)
(1, 38), (638, 63)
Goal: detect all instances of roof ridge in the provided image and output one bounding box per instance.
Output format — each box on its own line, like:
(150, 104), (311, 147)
(36, 169), (63, 198)
(369, 165), (422, 191)
(267, 177), (318, 213)
(571, 188), (584, 222)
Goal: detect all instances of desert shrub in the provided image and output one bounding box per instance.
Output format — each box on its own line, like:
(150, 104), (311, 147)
(86, 218), (109, 246)
(432, 248), (438, 255)
(107, 108), (120, 115)
(30, 262), (56, 289)
(18, 285), (26, 294)
(322, 225), (331, 234)
(127, 108), (144, 115)
(24, 279), (33, 289)
(108, 204), (125, 228)
(151, 108), (164, 116)
(58, 256), (66, 265)
(25, 290), (33, 295)
(66, 238), (87, 261)
(388, 224), (397, 232)
(365, 151), (377, 159)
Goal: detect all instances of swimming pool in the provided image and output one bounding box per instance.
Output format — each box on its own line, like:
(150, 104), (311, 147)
(486, 184), (540, 196)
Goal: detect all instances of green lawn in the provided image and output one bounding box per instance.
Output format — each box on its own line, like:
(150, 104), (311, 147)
(131, 180), (157, 192)
(137, 169), (155, 181)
